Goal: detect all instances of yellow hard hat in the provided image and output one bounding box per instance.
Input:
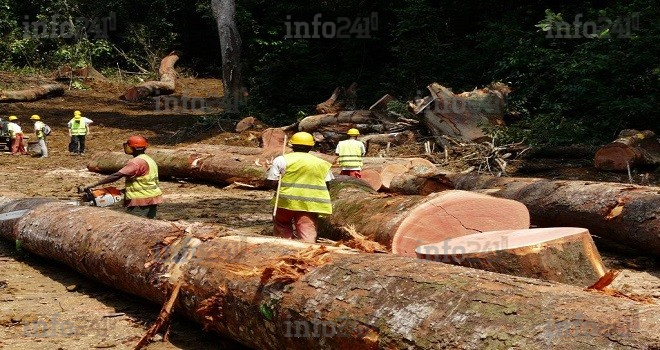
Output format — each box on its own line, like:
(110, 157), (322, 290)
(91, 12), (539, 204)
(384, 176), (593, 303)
(30, 115), (40, 120)
(74, 110), (81, 115)
(8, 116), (17, 121)
(289, 132), (315, 146)
(347, 128), (360, 136)
(74, 114), (82, 120)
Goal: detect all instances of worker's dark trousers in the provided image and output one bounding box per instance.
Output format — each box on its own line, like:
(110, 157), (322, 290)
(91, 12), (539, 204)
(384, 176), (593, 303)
(68, 135), (86, 154)
(126, 205), (158, 219)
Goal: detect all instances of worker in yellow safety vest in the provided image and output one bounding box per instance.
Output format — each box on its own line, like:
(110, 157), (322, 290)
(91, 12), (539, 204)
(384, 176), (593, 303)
(7, 116), (28, 155)
(85, 135), (163, 219)
(67, 110), (93, 155)
(335, 128), (366, 178)
(266, 132), (334, 242)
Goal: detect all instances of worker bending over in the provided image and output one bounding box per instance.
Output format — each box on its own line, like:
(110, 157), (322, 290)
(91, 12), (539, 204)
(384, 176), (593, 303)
(267, 132), (334, 243)
(7, 116), (27, 155)
(85, 136), (163, 219)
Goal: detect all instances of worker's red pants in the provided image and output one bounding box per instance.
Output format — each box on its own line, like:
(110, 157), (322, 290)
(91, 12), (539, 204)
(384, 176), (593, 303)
(340, 170), (361, 178)
(273, 207), (318, 243)
(11, 134), (27, 155)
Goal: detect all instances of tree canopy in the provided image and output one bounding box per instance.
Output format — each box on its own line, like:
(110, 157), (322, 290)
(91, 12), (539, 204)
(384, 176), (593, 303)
(1, 0), (657, 145)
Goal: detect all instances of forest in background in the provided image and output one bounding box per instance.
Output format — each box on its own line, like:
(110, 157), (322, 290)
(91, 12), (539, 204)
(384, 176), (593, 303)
(0, 0), (658, 146)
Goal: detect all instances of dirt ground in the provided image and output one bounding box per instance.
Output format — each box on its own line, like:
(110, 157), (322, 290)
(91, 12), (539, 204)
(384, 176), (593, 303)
(0, 73), (658, 349)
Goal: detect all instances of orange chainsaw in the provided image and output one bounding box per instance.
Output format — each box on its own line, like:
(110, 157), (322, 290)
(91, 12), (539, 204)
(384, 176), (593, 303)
(78, 186), (124, 207)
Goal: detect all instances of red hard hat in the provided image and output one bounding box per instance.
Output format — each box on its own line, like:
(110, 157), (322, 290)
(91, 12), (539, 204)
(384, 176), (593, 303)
(126, 135), (148, 149)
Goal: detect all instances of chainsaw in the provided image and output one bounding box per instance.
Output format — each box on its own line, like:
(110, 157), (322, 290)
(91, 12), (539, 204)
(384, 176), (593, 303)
(77, 186), (124, 207)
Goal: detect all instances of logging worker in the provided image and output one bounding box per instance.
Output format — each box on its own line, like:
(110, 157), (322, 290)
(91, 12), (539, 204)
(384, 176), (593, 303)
(67, 110), (93, 155)
(30, 115), (48, 158)
(335, 128), (366, 178)
(267, 132), (334, 243)
(7, 116), (28, 155)
(84, 135), (163, 219)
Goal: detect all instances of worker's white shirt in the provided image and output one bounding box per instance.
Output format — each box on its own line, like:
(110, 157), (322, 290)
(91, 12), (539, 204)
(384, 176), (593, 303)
(67, 117), (93, 128)
(266, 155), (334, 181)
(7, 122), (22, 134)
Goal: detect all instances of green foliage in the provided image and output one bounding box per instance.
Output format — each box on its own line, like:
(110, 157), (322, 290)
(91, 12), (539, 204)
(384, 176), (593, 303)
(0, 0), (656, 146)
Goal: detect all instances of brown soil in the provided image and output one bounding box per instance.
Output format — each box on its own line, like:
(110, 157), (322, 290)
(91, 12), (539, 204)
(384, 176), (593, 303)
(0, 72), (658, 349)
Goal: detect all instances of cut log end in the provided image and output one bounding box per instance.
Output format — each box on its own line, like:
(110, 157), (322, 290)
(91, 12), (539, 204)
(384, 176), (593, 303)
(415, 227), (607, 287)
(391, 190), (530, 257)
(360, 169), (382, 191)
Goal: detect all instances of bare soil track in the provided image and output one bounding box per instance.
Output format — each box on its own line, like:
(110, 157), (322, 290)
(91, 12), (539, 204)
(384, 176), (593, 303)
(0, 72), (658, 349)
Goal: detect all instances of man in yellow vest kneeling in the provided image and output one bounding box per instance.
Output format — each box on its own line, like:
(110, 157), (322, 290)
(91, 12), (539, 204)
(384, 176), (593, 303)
(267, 132), (334, 243)
(84, 135), (163, 219)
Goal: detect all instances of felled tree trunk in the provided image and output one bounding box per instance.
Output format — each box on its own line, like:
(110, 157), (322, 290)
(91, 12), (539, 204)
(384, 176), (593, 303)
(260, 128), (287, 151)
(120, 51), (180, 101)
(448, 174), (660, 256)
(0, 84), (64, 102)
(87, 147), (336, 188)
(388, 172), (454, 195)
(416, 227), (607, 287)
(1, 199), (658, 350)
(595, 130), (660, 171)
(298, 110), (374, 132)
(53, 65), (108, 81)
(418, 82), (509, 142)
(320, 182), (530, 257)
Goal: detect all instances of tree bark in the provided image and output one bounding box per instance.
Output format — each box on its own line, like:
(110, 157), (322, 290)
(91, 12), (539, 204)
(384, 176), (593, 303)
(120, 51), (180, 101)
(298, 110), (375, 132)
(87, 148), (336, 188)
(420, 82), (509, 142)
(447, 174), (660, 256)
(0, 84), (64, 102)
(595, 130), (660, 171)
(416, 227), (607, 287)
(1, 198), (657, 350)
(212, 0), (243, 107)
(388, 172), (453, 195)
(315, 83), (357, 114)
(320, 182), (530, 257)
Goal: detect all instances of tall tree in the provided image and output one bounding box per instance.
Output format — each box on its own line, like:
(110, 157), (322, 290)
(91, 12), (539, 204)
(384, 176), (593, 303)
(211, 0), (243, 111)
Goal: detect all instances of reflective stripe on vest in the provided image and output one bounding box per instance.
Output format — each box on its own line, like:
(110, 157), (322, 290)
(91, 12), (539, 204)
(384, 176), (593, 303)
(337, 139), (364, 168)
(272, 152), (332, 214)
(125, 154), (163, 200)
(69, 119), (87, 135)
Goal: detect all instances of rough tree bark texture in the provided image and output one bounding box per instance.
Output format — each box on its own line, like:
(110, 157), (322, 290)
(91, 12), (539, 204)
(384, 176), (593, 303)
(319, 181), (530, 257)
(1, 198), (658, 350)
(120, 51), (180, 101)
(448, 174), (660, 256)
(595, 129), (660, 171)
(0, 84), (64, 102)
(416, 227), (607, 287)
(87, 148), (337, 188)
(212, 0), (243, 105)
(315, 83), (357, 114)
(298, 110), (375, 132)
(418, 82), (509, 142)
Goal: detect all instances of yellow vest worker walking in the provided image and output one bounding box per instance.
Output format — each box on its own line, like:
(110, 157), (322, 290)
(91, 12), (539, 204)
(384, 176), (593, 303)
(335, 128), (366, 178)
(85, 136), (163, 219)
(267, 132), (334, 243)
(67, 110), (93, 155)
